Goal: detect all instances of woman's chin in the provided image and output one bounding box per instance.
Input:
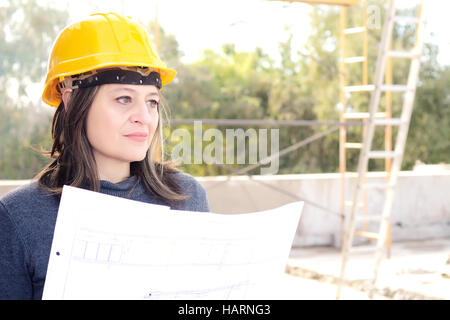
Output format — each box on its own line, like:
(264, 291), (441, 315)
(129, 153), (148, 162)
(117, 150), (148, 163)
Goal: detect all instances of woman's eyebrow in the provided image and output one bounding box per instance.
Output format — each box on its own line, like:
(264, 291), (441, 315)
(146, 92), (159, 98)
(111, 87), (136, 93)
(111, 87), (159, 97)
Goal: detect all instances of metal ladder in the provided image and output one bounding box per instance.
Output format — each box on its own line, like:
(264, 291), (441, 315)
(337, 0), (427, 299)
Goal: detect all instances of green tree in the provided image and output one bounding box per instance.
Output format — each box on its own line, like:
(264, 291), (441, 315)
(0, 0), (68, 179)
(2, 1), (447, 180)
(404, 44), (450, 168)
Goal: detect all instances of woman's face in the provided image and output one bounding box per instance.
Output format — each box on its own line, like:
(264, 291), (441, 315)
(85, 83), (160, 167)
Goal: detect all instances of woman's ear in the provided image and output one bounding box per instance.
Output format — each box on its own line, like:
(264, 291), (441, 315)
(62, 89), (73, 112)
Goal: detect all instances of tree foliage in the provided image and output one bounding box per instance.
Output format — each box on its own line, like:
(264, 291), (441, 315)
(0, 0), (448, 179)
(0, 0), (68, 179)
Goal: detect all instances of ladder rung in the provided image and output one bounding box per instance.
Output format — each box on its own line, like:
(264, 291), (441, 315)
(344, 85), (410, 93)
(344, 56), (365, 64)
(388, 50), (420, 59)
(354, 231), (380, 240)
(368, 151), (398, 159)
(355, 215), (383, 222)
(381, 85), (409, 92)
(394, 16), (420, 24)
(344, 26), (366, 34)
(344, 85), (374, 92)
(343, 112), (387, 119)
(344, 142), (362, 149)
(345, 201), (364, 207)
(373, 118), (403, 126)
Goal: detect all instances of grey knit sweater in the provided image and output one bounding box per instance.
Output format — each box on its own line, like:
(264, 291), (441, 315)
(0, 172), (210, 300)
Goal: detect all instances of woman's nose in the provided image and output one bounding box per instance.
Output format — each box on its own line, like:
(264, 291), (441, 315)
(130, 99), (153, 124)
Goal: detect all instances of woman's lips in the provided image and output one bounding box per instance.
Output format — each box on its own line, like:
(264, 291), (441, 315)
(124, 133), (147, 142)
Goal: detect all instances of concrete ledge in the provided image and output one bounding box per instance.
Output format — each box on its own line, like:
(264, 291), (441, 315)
(198, 171), (450, 247)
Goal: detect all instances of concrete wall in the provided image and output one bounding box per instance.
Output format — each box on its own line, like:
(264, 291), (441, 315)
(2, 171), (449, 248)
(197, 171), (450, 247)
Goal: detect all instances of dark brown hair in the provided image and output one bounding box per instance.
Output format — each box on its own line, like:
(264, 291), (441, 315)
(33, 85), (188, 207)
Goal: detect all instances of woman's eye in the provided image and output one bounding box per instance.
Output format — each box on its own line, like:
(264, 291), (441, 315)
(147, 99), (159, 109)
(116, 96), (131, 104)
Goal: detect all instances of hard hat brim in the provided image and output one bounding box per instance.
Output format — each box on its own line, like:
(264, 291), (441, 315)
(42, 56), (176, 107)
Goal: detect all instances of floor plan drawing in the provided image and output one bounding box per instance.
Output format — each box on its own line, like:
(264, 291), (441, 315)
(43, 185), (303, 300)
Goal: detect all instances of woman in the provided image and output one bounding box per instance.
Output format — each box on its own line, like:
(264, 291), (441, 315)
(0, 12), (210, 299)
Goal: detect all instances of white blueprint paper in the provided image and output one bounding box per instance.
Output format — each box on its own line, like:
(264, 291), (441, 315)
(42, 185), (303, 300)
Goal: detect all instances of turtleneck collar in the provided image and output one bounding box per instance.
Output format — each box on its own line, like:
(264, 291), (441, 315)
(99, 175), (145, 198)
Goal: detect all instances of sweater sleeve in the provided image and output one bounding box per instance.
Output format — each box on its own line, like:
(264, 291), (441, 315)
(0, 201), (33, 299)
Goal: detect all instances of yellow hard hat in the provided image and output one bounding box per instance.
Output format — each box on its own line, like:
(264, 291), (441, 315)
(42, 12), (176, 107)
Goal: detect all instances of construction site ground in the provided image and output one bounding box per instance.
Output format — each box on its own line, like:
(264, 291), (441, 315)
(276, 237), (450, 300)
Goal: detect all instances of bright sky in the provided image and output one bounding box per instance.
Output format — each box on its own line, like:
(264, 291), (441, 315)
(58, 0), (449, 66)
